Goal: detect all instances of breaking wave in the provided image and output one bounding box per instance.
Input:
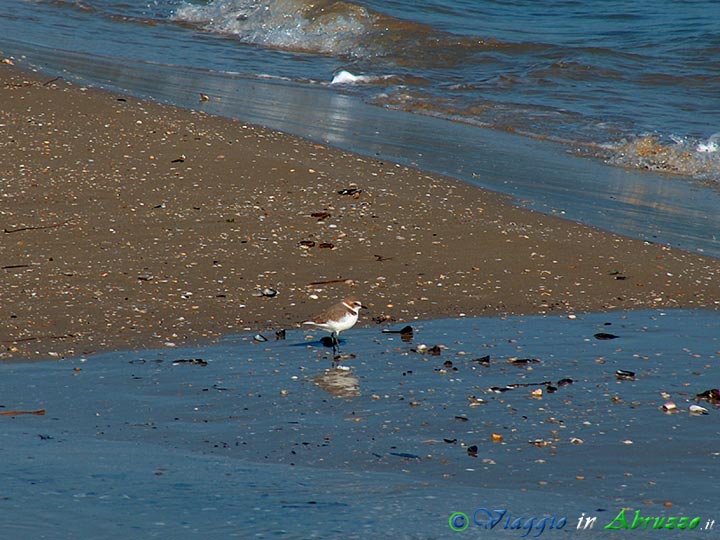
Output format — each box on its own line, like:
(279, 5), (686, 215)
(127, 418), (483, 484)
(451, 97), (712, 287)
(606, 133), (720, 184)
(170, 0), (720, 185)
(172, 0), (457, 59)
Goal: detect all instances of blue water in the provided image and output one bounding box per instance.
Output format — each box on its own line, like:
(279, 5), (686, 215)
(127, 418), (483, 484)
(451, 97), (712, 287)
(2, 312), (719, 538)
(3, 0), (719, 178)
(2, 0), (720, 255)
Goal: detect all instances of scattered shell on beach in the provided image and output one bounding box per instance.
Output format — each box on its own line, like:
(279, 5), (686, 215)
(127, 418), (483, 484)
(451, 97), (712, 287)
(171, 358), (207, 366)
(661, 401), (678, 413)
(491, 433), (503, 443)
(310, 211), (331, 221)
(695, 388), (720, 403)
(529, 439), (553, 448)
(530, 388), (543, 398)
(509, 357), (540, 365)
(254, 288), (278, 298)
(471, 355), (490, 366)
(467, 395), (486, 407)
(570, 437), (584, 444)
(615, 369), (636, 381)
(337, 186), (362, 197)
(689, 404), (709, 415)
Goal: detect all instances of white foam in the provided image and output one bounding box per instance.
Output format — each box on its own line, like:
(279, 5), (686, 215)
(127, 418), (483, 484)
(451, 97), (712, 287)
(330, 70), (372, 85)
(173, 0), (373, 56)
(696, 132), (720, 153)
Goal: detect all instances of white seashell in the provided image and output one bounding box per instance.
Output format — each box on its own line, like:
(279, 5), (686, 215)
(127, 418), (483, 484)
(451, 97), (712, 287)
(689, 404), (709, 415)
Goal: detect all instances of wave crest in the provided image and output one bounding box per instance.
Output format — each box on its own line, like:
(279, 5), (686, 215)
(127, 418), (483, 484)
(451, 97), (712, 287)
(608, 134), (720, 184)
(174, 0), (378, 56)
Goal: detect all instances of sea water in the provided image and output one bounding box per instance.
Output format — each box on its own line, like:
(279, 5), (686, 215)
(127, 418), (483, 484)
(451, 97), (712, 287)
(2, 0), (720, 255)
(3, 0), (719, 179)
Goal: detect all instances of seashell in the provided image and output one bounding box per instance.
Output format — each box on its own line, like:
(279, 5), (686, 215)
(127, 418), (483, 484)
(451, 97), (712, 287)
(689, 404), (709, 415)
(695, 388), (720, 403)
(468, 396), (486, 407)
(510, 357), (540, 365)
(254, 287), (278, 297)
(253, 334), (268, 342)
(472, 355), (490, 366)
(615, 369), (635, 381)
(529, 439), (552, 447)
(662, 401), (677, 412)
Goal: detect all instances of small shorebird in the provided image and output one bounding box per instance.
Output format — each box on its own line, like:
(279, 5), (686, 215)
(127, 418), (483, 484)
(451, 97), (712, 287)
(302, 297), (363, 354)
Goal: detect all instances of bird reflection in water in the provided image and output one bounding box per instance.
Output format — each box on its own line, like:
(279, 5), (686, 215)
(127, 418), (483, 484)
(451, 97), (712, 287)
(313, 367), (360, 398)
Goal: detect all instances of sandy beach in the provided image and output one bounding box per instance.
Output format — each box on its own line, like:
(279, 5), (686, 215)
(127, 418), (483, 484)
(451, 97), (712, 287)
(2, 62), (720, 360)
(2, 61), (720, 540)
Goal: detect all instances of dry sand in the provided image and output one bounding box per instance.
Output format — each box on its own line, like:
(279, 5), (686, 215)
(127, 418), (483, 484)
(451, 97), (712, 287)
(2, 63), (719, 359)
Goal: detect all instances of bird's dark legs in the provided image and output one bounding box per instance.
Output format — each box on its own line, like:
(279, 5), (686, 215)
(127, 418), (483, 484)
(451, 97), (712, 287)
(331, 332), (341, 362)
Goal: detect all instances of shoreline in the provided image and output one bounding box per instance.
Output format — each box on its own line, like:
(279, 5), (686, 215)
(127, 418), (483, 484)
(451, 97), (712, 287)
(2, 62), (720, 360)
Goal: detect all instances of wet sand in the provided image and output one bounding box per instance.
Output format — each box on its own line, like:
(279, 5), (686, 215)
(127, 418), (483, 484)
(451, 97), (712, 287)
(2, 63), (720, 360)
(2, 311), (719, 538)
